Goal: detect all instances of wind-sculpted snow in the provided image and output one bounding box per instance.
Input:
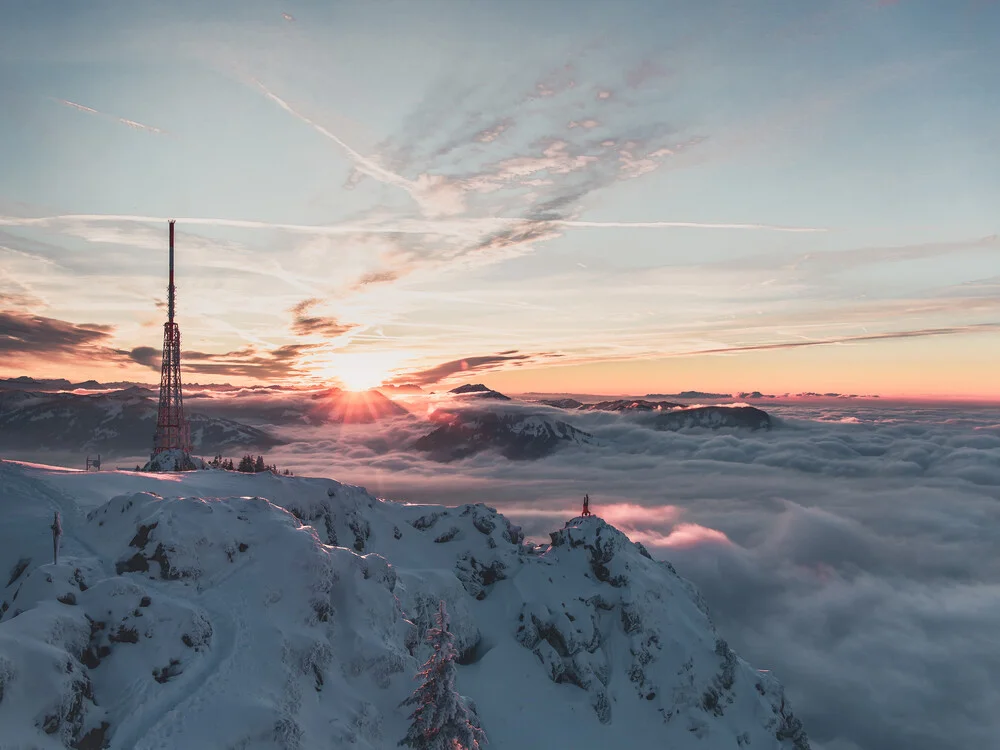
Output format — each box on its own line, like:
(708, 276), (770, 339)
(0, 461), (808, 750)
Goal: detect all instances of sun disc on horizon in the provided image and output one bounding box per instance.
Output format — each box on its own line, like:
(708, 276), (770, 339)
(314, 350), (409, 392)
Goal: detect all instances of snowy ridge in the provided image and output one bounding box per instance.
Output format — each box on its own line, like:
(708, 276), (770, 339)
(0, 461), (808, 749)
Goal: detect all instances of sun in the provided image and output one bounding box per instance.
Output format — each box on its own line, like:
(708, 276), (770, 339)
(314, 350), (407, 392)
(337, 366), (386, 392)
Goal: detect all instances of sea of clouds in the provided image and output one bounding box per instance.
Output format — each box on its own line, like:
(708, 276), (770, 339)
(252, 398), (1000, 750)
(13, 394), (1000, 750)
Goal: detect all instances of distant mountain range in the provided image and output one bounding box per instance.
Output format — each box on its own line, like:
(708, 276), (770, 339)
(0, 376), (138, 391)
(580, 399), (684, 412)
(186, 387), (409, 426)
(0, 388), (281, 457)
(0, 378), (775, 464)
(532, 395), (772, 431)
(645, 391), (732, 400)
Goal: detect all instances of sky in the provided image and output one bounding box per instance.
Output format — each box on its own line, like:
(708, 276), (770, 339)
(1, 0), (999, 398)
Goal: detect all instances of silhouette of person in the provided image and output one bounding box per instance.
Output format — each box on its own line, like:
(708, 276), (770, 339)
(51, 511), (62, 565)
(582, 494), (592, 517)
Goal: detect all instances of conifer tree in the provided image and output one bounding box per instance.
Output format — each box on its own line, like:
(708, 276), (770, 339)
(399, 601), (487, 750)
(254, 455), (266, 473)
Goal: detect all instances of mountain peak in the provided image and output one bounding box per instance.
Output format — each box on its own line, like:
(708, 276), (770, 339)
(448, 383), (511, 400)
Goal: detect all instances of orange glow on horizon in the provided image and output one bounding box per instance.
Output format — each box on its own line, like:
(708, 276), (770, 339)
(481, 332), (1000, 403)
(4, 329), (999, 403)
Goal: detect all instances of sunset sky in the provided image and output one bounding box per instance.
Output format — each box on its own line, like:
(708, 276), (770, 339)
(1, 0), (998, 398)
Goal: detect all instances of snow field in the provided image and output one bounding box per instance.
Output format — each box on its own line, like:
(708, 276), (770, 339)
(0, 461), (808, 749)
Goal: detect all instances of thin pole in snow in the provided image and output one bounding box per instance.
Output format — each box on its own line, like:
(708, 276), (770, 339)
(51, 511), (62, 565)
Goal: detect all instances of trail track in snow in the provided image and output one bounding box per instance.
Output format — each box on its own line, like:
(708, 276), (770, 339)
(107, 584), (245, 750)
(3, 465), (250, 750)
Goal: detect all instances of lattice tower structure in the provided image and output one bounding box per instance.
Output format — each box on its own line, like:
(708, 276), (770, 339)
(152, 220), (192, 455)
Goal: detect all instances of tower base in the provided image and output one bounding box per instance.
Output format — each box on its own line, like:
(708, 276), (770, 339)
(143, 449), (206, 473)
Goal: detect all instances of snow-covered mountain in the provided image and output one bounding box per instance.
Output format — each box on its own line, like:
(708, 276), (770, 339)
(414, 409), (596, 460)
(0, 461), (808, 750)
(0, 389), (282, 458)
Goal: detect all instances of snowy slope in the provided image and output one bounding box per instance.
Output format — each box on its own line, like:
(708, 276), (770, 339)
(0, 461), (808, 750)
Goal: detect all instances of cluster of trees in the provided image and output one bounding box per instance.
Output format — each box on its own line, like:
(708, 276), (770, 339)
(208, 454), (293, 475)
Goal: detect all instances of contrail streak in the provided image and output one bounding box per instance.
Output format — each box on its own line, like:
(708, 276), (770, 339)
(55, 98), (98, 115)
(558, 220), (827, 233)
(52, 98), (165, 134)
(117, 118), (164, 134)
(250, 79), (414, 193)
(0, 213), (830, 237)
(675, 324), (1000, 356)
(0, 214), (500, 238)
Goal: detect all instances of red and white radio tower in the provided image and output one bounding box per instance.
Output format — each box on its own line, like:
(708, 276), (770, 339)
(152, 220), (192, 456)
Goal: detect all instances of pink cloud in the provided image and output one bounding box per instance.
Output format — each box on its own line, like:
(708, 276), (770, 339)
(597, 503), (684, 527)
(633, 523), (732, 549)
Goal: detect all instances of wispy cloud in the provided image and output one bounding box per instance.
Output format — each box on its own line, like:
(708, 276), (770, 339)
(289, 298), (357, 338)
(0, 309), (113, 355)
(389, 352), (536, 386)
(124, 343), (318, 380)
(722, 234), (1000, 274)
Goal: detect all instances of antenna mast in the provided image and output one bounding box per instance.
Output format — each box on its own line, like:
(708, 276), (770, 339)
(168, 219), (175, 324)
